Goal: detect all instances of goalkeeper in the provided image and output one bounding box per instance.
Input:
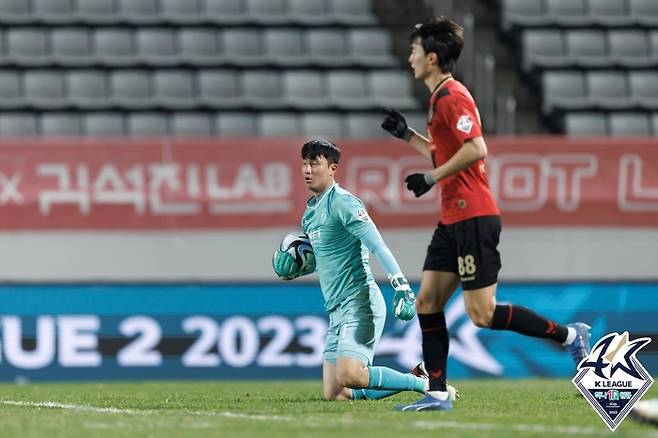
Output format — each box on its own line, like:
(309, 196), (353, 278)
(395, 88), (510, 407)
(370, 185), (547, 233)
(273, 139), (437, 401)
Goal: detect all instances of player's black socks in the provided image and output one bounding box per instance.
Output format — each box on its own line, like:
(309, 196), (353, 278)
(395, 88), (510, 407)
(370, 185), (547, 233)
(418, 312), (448, 392)
(490, 304), (568, 343)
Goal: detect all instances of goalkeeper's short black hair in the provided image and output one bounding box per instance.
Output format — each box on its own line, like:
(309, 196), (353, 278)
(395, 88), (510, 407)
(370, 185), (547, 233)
(411, 16), (464, 75)
(301, 140), (341, 165)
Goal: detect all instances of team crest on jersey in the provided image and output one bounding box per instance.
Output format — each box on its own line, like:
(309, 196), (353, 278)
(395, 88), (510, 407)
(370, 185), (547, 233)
(573, 332), (653, 431)
(456, 114), (473, 134)
(355, 208), (370, 222)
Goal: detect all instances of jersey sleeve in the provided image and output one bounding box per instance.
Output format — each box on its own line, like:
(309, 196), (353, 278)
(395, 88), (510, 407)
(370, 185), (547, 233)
(333, 194), (402, 277)
(438, 93), (482, 144)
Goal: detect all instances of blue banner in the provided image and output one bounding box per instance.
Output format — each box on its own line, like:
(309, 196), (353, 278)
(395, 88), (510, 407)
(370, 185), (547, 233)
(0, 283), (655, 381)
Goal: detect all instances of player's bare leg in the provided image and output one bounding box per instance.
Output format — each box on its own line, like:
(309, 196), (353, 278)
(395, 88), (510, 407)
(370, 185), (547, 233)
(396, 270), (460, 411)
(323, 360), (352, 400)
(463, 283), (591, 364)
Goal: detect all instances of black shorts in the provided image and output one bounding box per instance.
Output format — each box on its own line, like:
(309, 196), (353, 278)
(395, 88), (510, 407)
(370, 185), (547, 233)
(423, 215), (502, 290)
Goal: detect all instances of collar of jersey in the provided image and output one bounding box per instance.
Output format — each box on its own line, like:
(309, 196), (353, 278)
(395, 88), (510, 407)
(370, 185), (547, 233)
(307, 182), (337, 208)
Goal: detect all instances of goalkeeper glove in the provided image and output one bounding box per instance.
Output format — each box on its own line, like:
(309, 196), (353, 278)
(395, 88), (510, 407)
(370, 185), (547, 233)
(405, 172), (436, 198)
(272, 250), (300, 281)
(389, 273), (416, 321)
(381, 108), (415, 141)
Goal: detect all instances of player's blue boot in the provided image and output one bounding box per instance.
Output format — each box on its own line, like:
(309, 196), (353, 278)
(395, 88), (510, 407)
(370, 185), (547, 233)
(395, 394), (453, 412)
(564, 322), (591, 364)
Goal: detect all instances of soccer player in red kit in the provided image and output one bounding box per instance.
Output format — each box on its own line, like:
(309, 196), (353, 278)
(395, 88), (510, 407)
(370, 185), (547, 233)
(381, 16), (592, 412)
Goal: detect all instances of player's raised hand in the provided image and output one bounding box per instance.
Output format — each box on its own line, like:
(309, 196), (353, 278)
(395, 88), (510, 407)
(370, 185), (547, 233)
(405, 173), (436, 197)
(272, 250), (299, 280)
(389, 273), (417, 321)
(381, 108), (414, 141)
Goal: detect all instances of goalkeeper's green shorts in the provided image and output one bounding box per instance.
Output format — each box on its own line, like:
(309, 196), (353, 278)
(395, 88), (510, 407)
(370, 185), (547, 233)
(323, 286), (386, 366)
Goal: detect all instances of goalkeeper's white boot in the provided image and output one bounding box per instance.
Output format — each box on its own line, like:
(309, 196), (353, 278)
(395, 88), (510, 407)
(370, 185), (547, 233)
(564, 322), (591, 365)
(630, 398), (658, 426)
(411, 362), (459, 402)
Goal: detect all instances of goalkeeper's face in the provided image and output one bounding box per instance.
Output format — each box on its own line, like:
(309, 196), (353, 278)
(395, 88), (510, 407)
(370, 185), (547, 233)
(302, 156), (337, 195)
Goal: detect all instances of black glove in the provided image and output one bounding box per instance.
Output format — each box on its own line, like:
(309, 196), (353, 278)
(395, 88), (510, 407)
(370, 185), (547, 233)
(381, 108), (414, 141)
(405, 173), (436, 198)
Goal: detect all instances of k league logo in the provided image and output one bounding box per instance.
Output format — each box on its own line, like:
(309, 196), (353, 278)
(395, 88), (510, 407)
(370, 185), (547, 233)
(572, 332), (653, 431)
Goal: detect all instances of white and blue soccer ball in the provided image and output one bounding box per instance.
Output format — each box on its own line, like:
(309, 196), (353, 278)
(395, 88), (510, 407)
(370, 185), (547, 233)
(279, 232), (316, 273)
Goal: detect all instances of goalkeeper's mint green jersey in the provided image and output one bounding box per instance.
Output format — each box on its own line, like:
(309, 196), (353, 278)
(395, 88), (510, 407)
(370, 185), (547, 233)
(302, 183), (399, 312)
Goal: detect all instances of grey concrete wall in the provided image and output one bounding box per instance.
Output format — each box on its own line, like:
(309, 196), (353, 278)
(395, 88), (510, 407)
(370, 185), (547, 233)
(1, 227), (656, 282)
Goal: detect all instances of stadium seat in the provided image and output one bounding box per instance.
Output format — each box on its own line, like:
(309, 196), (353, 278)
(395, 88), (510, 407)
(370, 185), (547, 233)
(216, 112), (257, 136)
(652, 113), (658, 135)
(0, 0), (30, 24)
(289, 0), (333, 26)
(110, 70), (153, 108)
(609, 112), (651, 136)
(307, 29), (349, 67)
(51, 29), (93, 66)
(264, 29), (305, 66)
(198, 70), (243, 108)
(629, 0), (658, 27)
(301, 113), (345, 139)
(545, 0), (589, 26)
(259, 113), (302, 137)
(179, 29), (220, 65)
(171, 112), (213, 136)
(406, 112), (429, 134)
(118, 0), (160, 24)
(331, 0), (377, 25)
(222, 29), (263, 66)
(245, 0), (289, 25)
(629, 71), (658, 110)
(0, 113), (38, 135)
(24, 71), (67, 108)
(564, 113), (608, 136)
(345, 113), (389, 138)
(348, 29), (396, 66)
(6, 28), (49, 65)
(566, 30), (608, 68)
(40, 113), (82, 136)
(160, 0), (203, 25)
(83, 112), (125, 135)
(203, 0), (247, 25)
(77, 0), (118, 24)
(153, 70), (198, 109)
(33, 0), (74, 23)
(608, 30), (652, 68)
(0, 71), (23, 108)
(542, 71), (589, 114)
(94, 29), (135, 66)
(137, 29), (179, 66)
(522, 30), (566, 72)
(369, 71), (417, 110)
(243, 71), (283, 109)
(649, 30), (658, 61)
(587, 71), (631, 110)
(327, 71), (372, 110)
(127, 113), (170, 136)
(589, 0), (634, 27)
(67, 70), (109, 109)
(282, 71), (327, 110)
(501, 0), (547, 32)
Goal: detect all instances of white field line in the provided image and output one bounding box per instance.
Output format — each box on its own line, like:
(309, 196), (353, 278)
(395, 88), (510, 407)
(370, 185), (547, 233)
(3, 400), (658, 437)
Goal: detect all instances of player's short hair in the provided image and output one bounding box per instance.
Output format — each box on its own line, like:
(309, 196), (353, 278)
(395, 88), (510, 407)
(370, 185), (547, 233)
(411, 16), (464, 74)
(301, 139), (341, 165)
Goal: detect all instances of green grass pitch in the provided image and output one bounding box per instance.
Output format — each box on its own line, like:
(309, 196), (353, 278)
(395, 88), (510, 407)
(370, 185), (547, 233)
(0, 379), (656, 438)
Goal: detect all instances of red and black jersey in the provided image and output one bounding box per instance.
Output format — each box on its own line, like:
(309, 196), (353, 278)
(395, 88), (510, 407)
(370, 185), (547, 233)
(426, 79), (499, 225)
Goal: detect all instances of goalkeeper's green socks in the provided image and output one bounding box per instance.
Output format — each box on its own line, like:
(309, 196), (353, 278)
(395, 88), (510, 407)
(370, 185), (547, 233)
(352, 388), (401, 400)
(368, 366), (426, 393)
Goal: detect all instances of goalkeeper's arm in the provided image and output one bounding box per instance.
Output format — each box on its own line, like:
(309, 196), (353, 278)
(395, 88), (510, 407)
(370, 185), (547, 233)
(357, 224), (417, 321)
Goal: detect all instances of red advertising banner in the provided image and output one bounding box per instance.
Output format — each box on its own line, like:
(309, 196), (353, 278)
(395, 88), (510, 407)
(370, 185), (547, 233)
(0, 137), (655, 229)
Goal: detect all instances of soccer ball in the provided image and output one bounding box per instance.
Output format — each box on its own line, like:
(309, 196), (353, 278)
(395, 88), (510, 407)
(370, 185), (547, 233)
(278, 232), (316, 274)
